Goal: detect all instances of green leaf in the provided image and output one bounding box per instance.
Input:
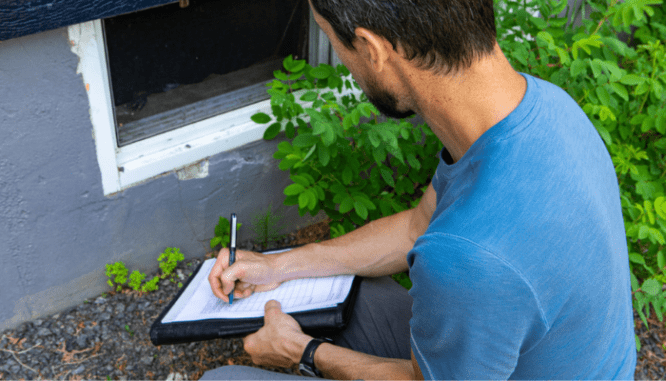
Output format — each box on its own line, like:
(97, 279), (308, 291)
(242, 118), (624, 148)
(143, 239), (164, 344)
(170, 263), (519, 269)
(283, 55), (295, 71)
(636, 335), (641, 352)
(291, 60), (306, 73)
(210, 236), (222, 248)
(658, 250), (665, 271)
(293, 133), (319, 147)
(380, 167), (395, 187)
(620, 74), (646, 85)
(354, 200), (368, 220)
(655, 197), (666, 219)
(641, 278), (661, 296)
(263, 122), (281, 140)
(300, 91), (318, 102)
(629, 253), (646, 265)
(536, 31), (555, 47)
(339, 197), (354, 214)
(274, 70), (289, 81)
(610, 82), (629, 101)
(596, 86), (611, 106)
(291, 175), (310, 187)
(645, 200), (656, 225)
(649, 228), (666, 245)
(306, 189), (318, 210)
(318, 145), (331, 166)
(251, 112), (272, 124)
(570, 59), (587, 77)
(342, 166), (353, 185)
(310, 66), (331, 79)
(285, 121), (296, 139)
(298, 192), (309, 209)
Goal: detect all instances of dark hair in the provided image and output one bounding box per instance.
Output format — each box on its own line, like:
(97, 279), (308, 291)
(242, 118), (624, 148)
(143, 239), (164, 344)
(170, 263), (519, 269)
(310, 0), (497, 74)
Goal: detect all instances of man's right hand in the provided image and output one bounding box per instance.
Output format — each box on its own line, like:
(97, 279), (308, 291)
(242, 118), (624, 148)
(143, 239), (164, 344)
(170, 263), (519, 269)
(208, 248), (284, 303)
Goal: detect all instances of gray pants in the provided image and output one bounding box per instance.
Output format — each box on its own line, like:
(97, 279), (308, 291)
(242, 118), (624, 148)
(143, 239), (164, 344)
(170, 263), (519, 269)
(200, 276), (413, 380)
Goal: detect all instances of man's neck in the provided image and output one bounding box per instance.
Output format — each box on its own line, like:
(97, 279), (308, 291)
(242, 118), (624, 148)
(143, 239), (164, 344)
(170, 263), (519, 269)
(402, 44), (527, 162)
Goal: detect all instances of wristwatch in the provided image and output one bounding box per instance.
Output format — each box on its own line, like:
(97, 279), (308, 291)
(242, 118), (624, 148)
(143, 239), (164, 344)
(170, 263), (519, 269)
(298, 338), (328, 377)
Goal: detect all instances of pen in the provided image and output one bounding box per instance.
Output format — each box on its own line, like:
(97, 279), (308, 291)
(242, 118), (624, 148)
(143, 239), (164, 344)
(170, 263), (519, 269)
(228, 213), (237, 304)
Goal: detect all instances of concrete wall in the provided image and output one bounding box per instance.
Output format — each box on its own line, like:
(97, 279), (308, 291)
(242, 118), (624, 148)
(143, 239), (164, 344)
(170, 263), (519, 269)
(0, 27), (315, 331)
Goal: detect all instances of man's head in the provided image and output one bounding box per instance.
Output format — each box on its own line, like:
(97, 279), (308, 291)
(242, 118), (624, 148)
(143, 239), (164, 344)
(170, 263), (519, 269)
(309, 0), (497, 75)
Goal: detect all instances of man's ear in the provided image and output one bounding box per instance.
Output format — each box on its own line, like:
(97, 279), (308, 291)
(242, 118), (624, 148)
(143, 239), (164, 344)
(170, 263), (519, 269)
(354, 27), (391, 72)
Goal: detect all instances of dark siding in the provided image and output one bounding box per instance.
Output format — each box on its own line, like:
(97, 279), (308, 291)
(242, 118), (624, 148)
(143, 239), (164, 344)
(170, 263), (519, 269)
(0, 0), (177, 41)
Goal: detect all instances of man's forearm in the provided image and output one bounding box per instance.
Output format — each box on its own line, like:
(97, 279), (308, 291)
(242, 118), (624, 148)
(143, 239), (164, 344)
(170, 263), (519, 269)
(274, 208), (419, 281)
(314, 343), (416, 380)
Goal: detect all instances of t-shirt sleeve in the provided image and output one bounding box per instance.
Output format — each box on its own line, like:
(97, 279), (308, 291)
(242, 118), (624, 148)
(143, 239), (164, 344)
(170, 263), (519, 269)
(408, 234), (549, 380)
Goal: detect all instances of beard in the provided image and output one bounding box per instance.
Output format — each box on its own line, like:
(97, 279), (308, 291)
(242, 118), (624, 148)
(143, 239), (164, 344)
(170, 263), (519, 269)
(364, 76), (415, 119)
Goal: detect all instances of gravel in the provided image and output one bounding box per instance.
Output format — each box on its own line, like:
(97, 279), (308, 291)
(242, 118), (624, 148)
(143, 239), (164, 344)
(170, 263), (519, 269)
(0, 237), (299, 381)
(1, 226), (664, 380)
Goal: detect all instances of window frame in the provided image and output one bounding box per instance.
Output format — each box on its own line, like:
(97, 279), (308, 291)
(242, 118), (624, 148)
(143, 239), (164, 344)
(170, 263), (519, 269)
(68, 10), (339, 196)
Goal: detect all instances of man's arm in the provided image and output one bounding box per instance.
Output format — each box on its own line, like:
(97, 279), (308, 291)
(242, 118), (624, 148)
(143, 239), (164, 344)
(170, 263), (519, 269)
(244, 300), (424, 380)
(276, 182), (436, 280)
(209, 183), (436, 301)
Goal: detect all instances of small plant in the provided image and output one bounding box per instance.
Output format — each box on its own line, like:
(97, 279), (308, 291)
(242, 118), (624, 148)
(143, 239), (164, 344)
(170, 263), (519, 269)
(141, 276), (160, 292)
(105, 248), (185, 293)
(210, 216), (242, 249)
(128, 270), (146, 290)
(251, 205), (285, 249)
(158, 247), (184, 279)
(105, 262), (129, 292)
(124, 324), (134, 336)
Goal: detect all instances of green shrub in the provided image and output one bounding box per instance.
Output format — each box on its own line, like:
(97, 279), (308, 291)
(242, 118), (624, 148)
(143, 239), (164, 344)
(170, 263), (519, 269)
(495, 0), (665, 329)
(253, 0), (665, 329)
(254, 56), (442, 237)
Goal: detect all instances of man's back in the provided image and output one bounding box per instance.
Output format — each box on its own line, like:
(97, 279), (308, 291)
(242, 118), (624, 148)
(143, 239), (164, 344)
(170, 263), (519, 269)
(408, 73), (636, 379)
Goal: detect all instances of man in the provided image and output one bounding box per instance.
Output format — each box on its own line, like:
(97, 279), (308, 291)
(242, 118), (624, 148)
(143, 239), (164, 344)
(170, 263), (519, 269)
(203, 0), (636, 379)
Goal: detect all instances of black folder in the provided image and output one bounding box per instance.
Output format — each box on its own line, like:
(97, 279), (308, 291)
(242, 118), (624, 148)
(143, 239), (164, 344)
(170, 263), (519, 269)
(150, 249), (361, 346)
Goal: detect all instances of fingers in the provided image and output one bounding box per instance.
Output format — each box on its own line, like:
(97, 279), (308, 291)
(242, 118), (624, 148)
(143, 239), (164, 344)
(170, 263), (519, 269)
(208, 248), (230, 301)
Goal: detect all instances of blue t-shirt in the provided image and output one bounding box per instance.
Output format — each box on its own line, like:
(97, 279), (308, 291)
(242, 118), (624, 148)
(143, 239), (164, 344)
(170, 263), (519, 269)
(407, 74), (636, 379)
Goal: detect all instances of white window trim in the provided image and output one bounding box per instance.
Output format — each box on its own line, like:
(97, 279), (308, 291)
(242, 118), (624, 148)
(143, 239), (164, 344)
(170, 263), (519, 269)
(68, 12), (342, 196)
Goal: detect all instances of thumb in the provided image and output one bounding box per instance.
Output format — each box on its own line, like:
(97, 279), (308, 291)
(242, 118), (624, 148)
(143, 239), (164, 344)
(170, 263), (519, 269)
(264, 300), (282, 318)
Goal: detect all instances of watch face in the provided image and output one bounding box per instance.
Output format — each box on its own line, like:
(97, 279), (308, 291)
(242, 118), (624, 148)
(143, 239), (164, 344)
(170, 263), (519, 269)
(298, 363), (318, 377)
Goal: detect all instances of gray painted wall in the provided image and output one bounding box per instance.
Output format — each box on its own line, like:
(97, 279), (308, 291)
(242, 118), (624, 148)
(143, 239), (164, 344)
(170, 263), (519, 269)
(0, 27), (316, 331)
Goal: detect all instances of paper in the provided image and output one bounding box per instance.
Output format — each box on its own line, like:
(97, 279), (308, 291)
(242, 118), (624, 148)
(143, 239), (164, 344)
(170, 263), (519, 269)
(162, 252), (355, 323)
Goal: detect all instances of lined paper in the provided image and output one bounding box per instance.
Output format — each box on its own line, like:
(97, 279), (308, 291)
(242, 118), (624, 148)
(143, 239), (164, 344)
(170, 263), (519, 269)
(162, 255), (354, 323)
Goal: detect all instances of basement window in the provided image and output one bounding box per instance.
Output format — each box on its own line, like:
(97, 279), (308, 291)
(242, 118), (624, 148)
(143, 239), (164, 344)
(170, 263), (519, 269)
(104, 0), (309, 147)
(70, 0), (340, 195)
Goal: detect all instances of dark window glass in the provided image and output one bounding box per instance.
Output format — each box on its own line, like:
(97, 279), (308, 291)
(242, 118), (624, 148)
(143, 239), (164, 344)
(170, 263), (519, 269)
(104, 0), (308, 146)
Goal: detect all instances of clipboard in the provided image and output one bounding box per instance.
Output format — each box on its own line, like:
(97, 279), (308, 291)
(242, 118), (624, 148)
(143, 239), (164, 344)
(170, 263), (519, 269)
(150, 248), (361, 346)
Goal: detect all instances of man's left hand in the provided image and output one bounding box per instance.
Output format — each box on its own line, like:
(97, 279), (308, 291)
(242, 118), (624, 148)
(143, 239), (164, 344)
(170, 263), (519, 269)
(243, 300), (313, 368)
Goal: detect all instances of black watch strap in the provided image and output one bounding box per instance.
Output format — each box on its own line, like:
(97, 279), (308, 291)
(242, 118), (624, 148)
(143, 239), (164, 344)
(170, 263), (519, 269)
(298, 338), (328, 377)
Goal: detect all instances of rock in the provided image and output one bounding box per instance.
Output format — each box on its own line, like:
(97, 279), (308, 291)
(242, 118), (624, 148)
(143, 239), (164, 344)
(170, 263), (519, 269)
(140, 355), (154, 365)
(37, 327), (51, 337)
(76, 334), (88, 348)
(115, 304), (126, 314)
(99, 312), (111, 321)
(73, 365), (86, 375)
(95, 297), (106, 304)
